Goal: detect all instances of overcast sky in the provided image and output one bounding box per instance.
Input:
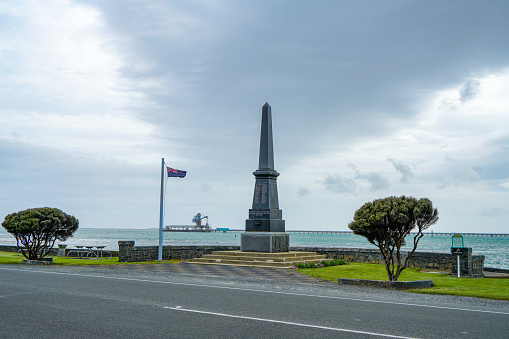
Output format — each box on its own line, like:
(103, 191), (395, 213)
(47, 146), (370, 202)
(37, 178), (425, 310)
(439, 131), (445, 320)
(1, 1), (508, 233)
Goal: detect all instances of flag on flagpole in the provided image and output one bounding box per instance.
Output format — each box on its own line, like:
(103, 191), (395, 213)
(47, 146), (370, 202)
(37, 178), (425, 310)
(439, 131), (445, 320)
(167, 166), (186, 178)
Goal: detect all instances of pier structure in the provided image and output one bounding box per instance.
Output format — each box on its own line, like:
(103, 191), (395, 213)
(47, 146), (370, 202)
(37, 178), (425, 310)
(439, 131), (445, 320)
(164, 225), (212, 232)
(194, 229), (509, 237)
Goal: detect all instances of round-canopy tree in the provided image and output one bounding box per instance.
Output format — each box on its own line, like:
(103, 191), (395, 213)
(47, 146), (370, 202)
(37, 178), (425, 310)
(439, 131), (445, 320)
(2, 207), (79, 260)
(348, 196), (438, 281)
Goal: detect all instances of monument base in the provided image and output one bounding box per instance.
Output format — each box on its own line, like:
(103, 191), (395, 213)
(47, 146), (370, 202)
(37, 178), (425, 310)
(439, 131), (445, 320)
(241, 232), (289, 253)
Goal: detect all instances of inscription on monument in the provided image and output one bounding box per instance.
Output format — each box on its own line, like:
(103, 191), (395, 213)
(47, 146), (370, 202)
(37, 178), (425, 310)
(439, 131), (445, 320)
(261, 183), (268, 204)
(253, 181), (268, 205)
(249, 210), (270, 218)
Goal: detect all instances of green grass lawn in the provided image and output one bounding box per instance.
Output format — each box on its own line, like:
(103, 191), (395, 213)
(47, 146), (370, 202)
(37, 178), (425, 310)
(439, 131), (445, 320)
(0, 251), (180, 265)
(297, 263), (509, 301)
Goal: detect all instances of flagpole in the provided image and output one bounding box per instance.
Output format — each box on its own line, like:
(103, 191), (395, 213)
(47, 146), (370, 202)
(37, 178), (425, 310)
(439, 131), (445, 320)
(158, 158), (164, 261)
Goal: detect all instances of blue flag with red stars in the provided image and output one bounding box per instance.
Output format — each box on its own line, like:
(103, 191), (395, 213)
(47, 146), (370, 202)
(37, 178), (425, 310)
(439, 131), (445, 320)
(167, 167), (186, 178)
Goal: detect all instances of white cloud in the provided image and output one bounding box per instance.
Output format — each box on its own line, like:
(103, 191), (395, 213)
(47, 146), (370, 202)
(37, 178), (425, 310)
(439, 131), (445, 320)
(280, 70), (509, 231)
(0, 2), (122, 103)
(0, 1), (182, 164)
(0, 111), (163, 163)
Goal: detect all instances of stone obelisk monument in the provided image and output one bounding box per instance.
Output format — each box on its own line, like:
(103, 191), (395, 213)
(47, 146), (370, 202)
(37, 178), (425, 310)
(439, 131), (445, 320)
(241, 103), (289, 252)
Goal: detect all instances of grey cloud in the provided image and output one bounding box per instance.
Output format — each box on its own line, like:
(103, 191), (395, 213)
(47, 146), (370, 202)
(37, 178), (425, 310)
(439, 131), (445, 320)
(459, 80), (481, 104)
(438, 99), (457, 111)
(356, 172), (390, 191)
(91, 1), (509, 161)
(388, 158), (413, 183)
(347, 163), (357, 171)
(297, 187), (310, 197)
(324, 164), (390, 194)
(323, 175), (357, 195)
(351, 163), (390, 191)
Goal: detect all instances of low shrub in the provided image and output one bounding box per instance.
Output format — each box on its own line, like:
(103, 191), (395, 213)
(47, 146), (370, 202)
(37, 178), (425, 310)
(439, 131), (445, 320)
(330, 259), (347, 266)
(296, 259), (347, 269)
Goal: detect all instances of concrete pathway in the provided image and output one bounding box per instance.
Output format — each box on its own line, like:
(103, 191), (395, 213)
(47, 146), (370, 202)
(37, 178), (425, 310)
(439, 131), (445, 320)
(98, 262), (330, 284)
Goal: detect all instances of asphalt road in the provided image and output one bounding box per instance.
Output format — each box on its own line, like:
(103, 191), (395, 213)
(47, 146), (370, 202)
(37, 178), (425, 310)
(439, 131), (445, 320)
(1, 265), (508, 338)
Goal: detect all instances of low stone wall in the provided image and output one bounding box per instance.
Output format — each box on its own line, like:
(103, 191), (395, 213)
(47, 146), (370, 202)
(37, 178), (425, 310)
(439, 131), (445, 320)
(292, 247), (456, 271)
(291, 246), (484, 278)
(117, 242), (484, 278)
(118, 241), (240, 262)
(0, 245), (58, 256)
(293, 247), (385, 264)
(0, 245), (20, 253)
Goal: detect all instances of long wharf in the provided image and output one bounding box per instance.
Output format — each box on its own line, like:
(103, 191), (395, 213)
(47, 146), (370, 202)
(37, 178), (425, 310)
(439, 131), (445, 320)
(199, 229), (509, 236)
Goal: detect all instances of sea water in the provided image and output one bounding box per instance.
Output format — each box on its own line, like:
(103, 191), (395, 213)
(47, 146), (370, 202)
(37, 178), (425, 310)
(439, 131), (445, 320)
(1, 228), (507, 269)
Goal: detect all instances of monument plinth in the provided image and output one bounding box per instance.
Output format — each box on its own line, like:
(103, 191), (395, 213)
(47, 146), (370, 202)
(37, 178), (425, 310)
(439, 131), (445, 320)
(241, 103), (289, 252)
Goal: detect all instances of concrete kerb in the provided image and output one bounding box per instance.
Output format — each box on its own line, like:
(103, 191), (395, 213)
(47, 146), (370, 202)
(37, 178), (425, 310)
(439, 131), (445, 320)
(338, 278), (433, 290)
(22, 258), (53, 265)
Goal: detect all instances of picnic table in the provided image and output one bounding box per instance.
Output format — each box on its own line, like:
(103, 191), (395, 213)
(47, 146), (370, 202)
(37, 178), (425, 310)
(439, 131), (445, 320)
(67, 246), (112, 259)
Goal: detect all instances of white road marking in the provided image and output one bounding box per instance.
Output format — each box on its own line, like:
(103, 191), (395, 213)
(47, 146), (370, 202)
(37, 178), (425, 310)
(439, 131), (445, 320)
(164, 306), (419, 338)
(1, 267), (508, 315)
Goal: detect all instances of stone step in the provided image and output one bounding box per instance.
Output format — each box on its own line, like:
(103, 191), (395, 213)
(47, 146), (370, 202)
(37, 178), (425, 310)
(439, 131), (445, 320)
(199, 254), (325, 262)
(210, 251), (320, 258)
(190, 258), (326, 268)
(189, 251), (327, 268)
